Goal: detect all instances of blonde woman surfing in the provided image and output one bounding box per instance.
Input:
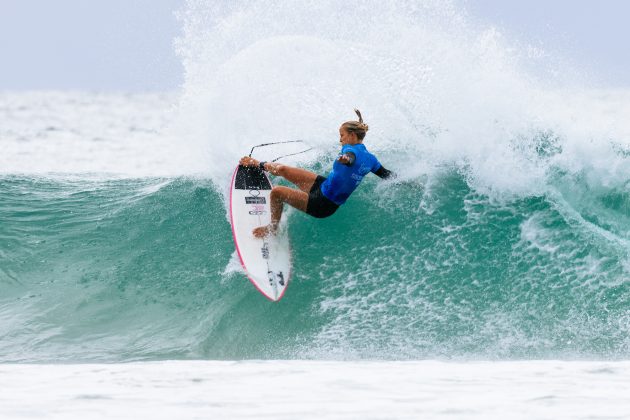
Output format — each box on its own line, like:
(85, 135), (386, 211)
(240, 110), (393, 238)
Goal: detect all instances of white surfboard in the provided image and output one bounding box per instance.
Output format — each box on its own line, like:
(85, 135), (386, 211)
(229, 165), (291, 301)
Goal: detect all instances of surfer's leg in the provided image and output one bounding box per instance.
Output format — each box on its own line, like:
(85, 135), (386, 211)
(253, 186), (308, 238)
(274, 165), (318, 193)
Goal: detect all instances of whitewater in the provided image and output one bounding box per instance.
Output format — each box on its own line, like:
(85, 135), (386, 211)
(1, 0), (629, 418)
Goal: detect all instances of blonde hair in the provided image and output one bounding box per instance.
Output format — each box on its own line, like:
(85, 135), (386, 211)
(342, 109), (369, 140)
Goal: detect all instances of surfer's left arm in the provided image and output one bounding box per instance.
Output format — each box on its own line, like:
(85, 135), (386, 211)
(373, 164), (395, 179)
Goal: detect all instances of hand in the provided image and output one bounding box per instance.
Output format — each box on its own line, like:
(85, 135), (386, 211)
(337, 154), (351, 165)
(239, 156), (259, 167)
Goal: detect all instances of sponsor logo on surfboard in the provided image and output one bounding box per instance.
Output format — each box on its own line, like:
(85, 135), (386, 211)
(249, 204), (266, 215)
(268, 270), (285, 286)
(245, 197), (266, 204)
(261, 243), (270, 259)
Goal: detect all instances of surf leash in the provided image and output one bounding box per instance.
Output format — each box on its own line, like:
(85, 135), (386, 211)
(248, 140), (313, 162)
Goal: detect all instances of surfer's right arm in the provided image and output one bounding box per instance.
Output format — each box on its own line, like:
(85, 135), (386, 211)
(239, 156), (282, 176)
(261, 162), (282, 176)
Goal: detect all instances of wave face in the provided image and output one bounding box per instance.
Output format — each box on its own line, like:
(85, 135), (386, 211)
(1, 173), (629, 362)
(1, 0), (630, 361)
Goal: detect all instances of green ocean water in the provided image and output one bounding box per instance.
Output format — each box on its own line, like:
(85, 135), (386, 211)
(1, 171), (628, 362)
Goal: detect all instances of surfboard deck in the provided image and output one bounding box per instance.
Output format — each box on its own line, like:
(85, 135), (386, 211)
(229, 165), (291, 301)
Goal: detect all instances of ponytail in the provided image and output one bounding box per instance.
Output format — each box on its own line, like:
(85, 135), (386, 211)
(342, 109), (369, 140)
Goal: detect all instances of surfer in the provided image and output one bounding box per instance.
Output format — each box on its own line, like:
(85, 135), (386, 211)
(240, 109), (393, 238)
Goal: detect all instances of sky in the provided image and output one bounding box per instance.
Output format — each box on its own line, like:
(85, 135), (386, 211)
(464, 0), (630, 88)
(0, 0), (183, 91)
(0, 0), (628, 91)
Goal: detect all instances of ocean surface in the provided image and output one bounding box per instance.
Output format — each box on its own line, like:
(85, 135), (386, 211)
(2, 0), (630, 418)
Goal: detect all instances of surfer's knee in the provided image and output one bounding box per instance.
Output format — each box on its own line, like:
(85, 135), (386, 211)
(272, 185), (300, 205)
(270, 186), (288, 202)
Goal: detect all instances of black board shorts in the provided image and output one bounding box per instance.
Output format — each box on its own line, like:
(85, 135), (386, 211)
(306, 176), (339, 219)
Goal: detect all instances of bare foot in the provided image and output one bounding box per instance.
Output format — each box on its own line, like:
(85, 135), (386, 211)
(253, 224), (277, 238)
